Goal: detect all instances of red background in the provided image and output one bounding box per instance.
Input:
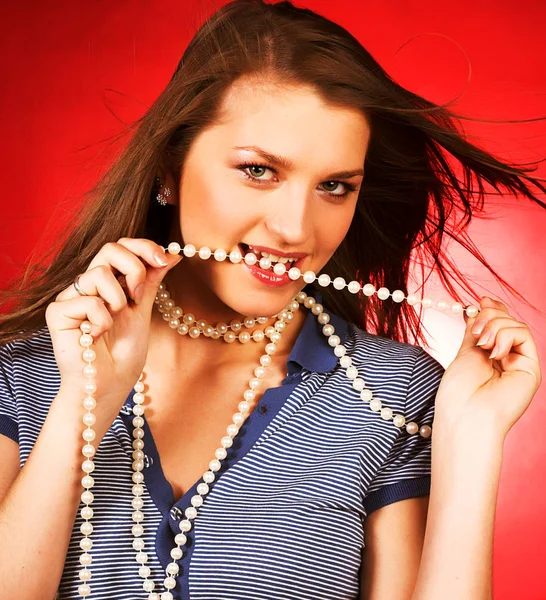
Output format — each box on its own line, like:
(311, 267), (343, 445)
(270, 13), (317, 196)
(1, 1), (545, 598)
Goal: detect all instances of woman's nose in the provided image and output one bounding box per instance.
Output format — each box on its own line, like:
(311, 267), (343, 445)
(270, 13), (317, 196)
(263, 193), (313, 247)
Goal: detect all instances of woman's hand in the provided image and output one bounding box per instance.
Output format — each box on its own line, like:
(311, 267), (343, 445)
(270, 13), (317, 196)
(433, 296), (542, 443)
(45, 238), (182, 414)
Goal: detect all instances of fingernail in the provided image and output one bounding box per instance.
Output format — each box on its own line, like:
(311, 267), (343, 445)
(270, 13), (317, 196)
(471, 321), (485, 335)
(134, 284), (144, 304)
(476, 331), (492, 346)
(154, 252), (169, 267)
(489, 345), (499, 360)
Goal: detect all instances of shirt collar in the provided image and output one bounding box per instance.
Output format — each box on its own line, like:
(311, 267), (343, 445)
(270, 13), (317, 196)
(286, 284), (349, 375)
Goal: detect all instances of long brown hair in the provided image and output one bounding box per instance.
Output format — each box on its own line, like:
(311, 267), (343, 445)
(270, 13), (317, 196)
(1, 0), (545, 346)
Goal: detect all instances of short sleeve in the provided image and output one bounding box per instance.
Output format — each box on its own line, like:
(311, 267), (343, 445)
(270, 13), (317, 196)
(363, 347), (445, 516)
(0, 343), (18, 444)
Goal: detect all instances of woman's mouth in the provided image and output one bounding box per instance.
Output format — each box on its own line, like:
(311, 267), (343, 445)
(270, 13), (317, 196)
(238, 243), (306, 287)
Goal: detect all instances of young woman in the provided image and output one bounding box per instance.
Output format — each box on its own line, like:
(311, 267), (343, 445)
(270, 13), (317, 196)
(0, 1), (543, 599)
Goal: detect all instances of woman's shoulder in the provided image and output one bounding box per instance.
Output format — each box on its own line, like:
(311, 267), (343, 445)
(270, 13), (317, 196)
(0, 326), (59, 390)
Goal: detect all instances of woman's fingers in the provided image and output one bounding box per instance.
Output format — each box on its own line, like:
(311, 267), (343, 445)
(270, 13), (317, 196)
(45, 295), (114, 340)
(55, 238), (171, 307)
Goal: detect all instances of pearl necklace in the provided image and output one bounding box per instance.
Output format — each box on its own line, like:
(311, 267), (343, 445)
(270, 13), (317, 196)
(75, 242), (481, 598)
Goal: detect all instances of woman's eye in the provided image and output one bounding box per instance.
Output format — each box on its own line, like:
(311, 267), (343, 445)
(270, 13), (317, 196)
(238, 163), (356, 198)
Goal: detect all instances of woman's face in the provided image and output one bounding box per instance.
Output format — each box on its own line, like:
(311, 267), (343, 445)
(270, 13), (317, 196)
(169, 79), (371, 318)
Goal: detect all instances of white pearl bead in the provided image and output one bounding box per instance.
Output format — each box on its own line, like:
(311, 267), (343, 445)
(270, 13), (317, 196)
(224, 331), (236, 343)
(217, 322), (228, 334)
(79, 334), (93, 348)
(466, 305), (479, 318)
(288, 267), (301, 280)
(260, 355), (272, 367)
(328, 335), (340, 347)
(81, 490), (94, 504)
(82, 413), (96, 426)
(189, 327), (200, 338)
(132, 472), (144, 484)
(318, 274), (331, 287)
(167, 242), (181, 255)
(82, 348), (96, 362)
(214, 248), (227, 261)
(244, 252), (258, 266)
(232, 412), (245, 425)
(270, 331), (281, 343)
(346, 366), (358, 380)
(134, 381), (145, 392)
(171, 547), (183, 560)
(360, 388), (373, 402)
(318, 312), (330, 324)
(177, 324), (189, 336)
(436, 299), (449, 311)
(190, 494), (203, 507)
(322, 324), (334, 336)
(311, 303), (323, 315)
(185, 507), (197, 519)
(422, 296), (433, 309)
(198, 246), (212, 260)
(393, 415), (406, 428)
(370, 399), (382, 412)
(381, 407), (393, 420)
(132, 510), (144, 522)
(348, 281), (360, 294)
(406, 422), (419, 435)
(451, 302), (463, 314)
(82, 444), (95, 458)
(303, 270), (316, 283)
(259, 256), (272, 270)
(134, 392), (145, 404)
(352, 378), (365, 391)
(197, 482), (210, 495)
(80, 537), (92, 551)
(133, 405), (144, 416)
(132, 497), (144, 509)
(81, 522), (93, 536)
(132, 484), (144, 496)
(80, 506), (94, 520)
(333, 345), (346, 357)
(84, 382), (96, 394)
(209, 459), (221, 472)
(333, 277), (345, 290)
(183, 244), (196, 257)
(227, 424), (238, 437)
(244, 317), (255, 328)
(221, 435), (233, 448)
(273, 262), (286, 275)
(166, 562), (180, 576)
(82, 460), (95, 473)
(164, 577), (177, 589)
(83, 364), (97, 378)
(80, 552), (92, 566)
(133, 525), (144, 539)
(179, 519), (192, 532)
(143, 579), (155, 592)
(78, 568), (91, 581)
(132, 416), (144, 428)
(81, 475), (94, 488)
(215, 447), (227, 460)
(339, 355), (352, 368)
(377, 287), (390, 300)
(238, 331), (251, 343)
(303, 296), (315, 309)
(254, 365), (266, 378)
(362, 283), (375, 296)
(406, 293), (419, 306)
(203, 471), (215, 484)
(252, 330), (265, 342)
(78, 584), (91, 596)
(80, 320), (92, 334)
(161, 591), (174, 600)
(392, 290), (405, 303)
(133, 538), (145, 550)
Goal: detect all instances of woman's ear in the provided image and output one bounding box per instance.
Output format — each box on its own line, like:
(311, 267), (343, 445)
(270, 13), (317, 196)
(155, 170), (179, 206)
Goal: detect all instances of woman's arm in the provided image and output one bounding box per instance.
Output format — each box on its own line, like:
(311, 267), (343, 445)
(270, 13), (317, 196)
(412, 424), (502, 599)
(360, 496), (429, 599)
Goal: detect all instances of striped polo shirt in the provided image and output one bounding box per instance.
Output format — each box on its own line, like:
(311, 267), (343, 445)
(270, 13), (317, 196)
(0, 285), (445, 599)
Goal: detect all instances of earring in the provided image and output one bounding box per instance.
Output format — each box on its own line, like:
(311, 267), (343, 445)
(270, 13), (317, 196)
(154, 176), (172, 206)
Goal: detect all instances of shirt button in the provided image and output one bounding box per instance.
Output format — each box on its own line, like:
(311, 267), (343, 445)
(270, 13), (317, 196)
(258, 405), (268, 414)
(143, 455), (154, 468)
(170, 506), (183, 520)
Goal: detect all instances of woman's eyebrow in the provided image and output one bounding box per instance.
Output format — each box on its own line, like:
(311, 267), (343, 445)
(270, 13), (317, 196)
(232, 145), (365, 178)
